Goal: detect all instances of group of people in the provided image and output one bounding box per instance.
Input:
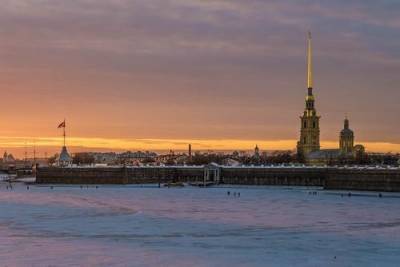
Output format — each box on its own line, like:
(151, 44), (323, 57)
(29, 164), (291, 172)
(227, 191), (240, 197)
(4, 183), (13, 190)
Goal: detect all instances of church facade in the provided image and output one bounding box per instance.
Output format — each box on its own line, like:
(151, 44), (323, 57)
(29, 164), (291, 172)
(297, 33), (364, 165)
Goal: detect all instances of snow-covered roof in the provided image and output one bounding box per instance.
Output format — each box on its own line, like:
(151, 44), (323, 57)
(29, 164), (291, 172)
(59, 146), (72, 162)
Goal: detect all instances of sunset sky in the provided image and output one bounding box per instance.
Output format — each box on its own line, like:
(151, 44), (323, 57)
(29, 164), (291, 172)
(1, 0), (399, 157)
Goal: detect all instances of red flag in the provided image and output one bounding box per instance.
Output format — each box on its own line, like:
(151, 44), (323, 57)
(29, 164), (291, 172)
(58, 120), (66, 128)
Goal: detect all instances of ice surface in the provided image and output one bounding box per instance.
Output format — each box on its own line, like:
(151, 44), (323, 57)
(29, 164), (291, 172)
(0, 183), (399, 266)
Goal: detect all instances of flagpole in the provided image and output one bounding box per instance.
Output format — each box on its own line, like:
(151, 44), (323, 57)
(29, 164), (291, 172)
(63, 119), (66, 147)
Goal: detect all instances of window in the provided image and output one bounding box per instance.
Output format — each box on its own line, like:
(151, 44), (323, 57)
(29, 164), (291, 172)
(303, 121), (307, 128)
(304, 137), (306, 144)
(313, 121), (316, 128)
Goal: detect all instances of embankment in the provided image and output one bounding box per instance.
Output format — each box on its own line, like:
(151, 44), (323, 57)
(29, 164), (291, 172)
(36, 166), (400, 192)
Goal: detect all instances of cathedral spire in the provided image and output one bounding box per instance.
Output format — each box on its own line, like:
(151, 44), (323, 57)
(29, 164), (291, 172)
(307, 31), (313, 89)
(297, 31), (320, 159)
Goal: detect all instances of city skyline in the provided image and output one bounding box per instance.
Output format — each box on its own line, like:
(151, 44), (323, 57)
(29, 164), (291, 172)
(1, 1), (400, 156)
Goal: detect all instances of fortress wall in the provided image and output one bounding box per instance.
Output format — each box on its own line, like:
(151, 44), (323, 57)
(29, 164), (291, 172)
(36, 166), (400, 192)
(220, 168), (326, 186)
(126, 167), (204, 184)
(36, 167), (128, 184)
(36, 166), (204, 184)
(36, 166), (326, 186)
(325, 169), (400, 192)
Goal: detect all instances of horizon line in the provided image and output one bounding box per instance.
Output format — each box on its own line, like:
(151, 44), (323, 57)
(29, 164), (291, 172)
(0, 136), (399, 157)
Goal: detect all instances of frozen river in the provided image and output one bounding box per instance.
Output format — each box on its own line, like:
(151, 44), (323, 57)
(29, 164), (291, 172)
(0, 182), (399, 267)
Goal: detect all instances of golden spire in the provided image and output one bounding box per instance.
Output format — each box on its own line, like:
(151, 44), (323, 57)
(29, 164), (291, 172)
(307, 31), (313, 89)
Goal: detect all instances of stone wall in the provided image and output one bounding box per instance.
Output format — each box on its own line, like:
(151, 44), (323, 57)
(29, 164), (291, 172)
(36, 166), (204, 184)
(126, 167), (204, 184)
(325, 169), (400, 192)
(36, 167), (128, 184)
(36, 166), (400, 192)
(221, 167), (326, 186)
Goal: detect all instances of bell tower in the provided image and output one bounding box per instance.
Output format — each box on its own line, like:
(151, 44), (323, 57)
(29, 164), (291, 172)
(297, 32), (320, 158)
(340, 117), (354, 154)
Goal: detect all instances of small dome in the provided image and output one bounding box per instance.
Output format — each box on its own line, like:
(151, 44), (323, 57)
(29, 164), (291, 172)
(354, 144), (365, 153)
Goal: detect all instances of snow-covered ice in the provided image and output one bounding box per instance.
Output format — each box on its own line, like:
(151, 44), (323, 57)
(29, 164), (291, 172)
(0, 182), (399, 266)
